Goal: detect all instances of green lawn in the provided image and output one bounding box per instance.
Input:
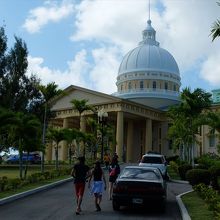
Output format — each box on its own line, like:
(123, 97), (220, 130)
(0, 165), (72, 199)
(0, 166), (57, 179)
(181, 190), (215, 219)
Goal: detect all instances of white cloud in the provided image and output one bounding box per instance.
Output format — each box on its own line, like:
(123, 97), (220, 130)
(70, 0), (220, 91)
(23, 0), (74, 33)
(158, 0), (220, 72)
(27, 50), (90, 89)
(200, 52), (220, 86)
(71, 0), (149, 53)
(26, 0), (220, 93)
(89, 46), (120, 94)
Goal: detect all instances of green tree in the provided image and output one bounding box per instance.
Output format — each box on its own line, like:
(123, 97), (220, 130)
(211, 1), (220, 41)
(0, 108), (17, 153)
(63, 128), (82, 164)
(0, 26), (41, 112)
(70, 99), (93, 155)
(167, 88), (212, 165)
(9, 112), (41, 179)
(46, 127), (65, 170)
(37, 82), (63, 172)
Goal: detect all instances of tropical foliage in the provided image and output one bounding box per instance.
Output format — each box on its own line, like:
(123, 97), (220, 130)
(211, 1), (220, 41)
(167, 88), (212, 165)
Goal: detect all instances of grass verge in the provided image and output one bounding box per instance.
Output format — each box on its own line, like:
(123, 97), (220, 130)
(167, 165), (181, 180)
(181, 191), (215, 220)
(0, 175), (71, 199)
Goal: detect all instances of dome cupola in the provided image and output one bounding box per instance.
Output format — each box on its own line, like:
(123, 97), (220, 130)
(113, 19), (181, 110)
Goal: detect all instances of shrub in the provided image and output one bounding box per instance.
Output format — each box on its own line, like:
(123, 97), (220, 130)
(193, 183), (220, 217)
(166, 155), (179, 164)
(186, 169), (211, 186)
(8, 178), (22, 190)
(0, 176), (8, 192)
(42, 171), (51, 180)
(178, 164), (192, 180)
(209, 164), (220, 190)
(169, 161), (179, 174)
(197, 153), (219, 169)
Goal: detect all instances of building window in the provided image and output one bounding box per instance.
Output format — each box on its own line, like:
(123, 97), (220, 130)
(173, 84), (176, 91)
(128, 82), (131, 90)
(209, 129), (215, 148)
(153, 81), (156, 89)
(121, 84), (123, 91)
(165, 82), (168, 90)
(140, 81), (144, 90)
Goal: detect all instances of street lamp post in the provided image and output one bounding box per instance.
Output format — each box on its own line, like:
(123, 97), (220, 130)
(98, 109), (108, 163)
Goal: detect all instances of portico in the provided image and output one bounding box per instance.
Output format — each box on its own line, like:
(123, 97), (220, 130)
(46, 85), (170, 163)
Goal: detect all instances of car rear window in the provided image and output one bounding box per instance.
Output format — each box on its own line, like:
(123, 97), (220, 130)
(120, 168), (160, 180)
(141, 156), (163, 164)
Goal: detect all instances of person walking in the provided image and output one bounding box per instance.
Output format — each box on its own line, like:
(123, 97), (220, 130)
(88, 160), (106, 212)
(108, 157), (120, 200)
(71, 156), (90, 215)
(103, 152), (111, 169)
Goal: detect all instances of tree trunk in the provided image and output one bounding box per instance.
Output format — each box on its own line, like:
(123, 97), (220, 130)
(55, 145), (59, 170)
(19, 140), (23, 179)
(24, 152), (30, 179)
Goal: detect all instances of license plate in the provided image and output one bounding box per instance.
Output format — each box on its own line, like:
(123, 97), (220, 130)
(132, 198), (143, 204)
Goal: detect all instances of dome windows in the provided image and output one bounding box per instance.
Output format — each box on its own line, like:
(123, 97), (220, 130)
(153, 81), (156, 89)
(165, 82), (168, 90)
(140, 81), (144, 90)
(128, 82), (132, 90)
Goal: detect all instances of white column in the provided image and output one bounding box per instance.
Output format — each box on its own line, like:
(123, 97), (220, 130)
(126, 120), (133, 162)
(62, 118), (69, 160)
(116, 111), (124, 162)
(145, 118), (152, 153)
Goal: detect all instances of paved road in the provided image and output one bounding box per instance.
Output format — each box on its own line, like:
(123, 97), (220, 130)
(0, 177), (192, 220)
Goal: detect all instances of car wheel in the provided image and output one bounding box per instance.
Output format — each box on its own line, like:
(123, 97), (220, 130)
(112, 200), (120, 211)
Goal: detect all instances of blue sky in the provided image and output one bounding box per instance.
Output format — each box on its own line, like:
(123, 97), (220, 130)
(0, 0), (220, 95)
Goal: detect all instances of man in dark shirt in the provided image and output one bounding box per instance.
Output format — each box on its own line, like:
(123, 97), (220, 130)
(71, 156), (90, 215)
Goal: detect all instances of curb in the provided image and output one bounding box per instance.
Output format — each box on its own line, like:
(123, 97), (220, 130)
(176, 190), (193, 220)
(0, 177), (73, 206)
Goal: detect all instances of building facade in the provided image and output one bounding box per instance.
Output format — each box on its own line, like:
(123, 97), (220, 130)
(46, 19), (219, 162)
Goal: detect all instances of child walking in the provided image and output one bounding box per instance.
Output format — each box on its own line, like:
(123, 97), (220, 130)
(88, 161), (106, 211)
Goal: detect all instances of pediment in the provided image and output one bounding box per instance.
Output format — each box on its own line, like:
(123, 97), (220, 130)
(50, 85), (121, 111)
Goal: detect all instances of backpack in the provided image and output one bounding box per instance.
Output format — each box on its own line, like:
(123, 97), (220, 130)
(109, 167), (116, 176)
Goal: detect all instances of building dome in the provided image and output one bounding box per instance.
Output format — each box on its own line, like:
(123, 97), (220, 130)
(118, 45), (179, 76)
(113, 20), (181, 110)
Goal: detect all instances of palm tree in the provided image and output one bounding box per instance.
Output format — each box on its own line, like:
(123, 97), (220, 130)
(211, 1), (220, 41)
(46, 127), (65, 170)
(38, 82), (62, 172)
(205, 112), (220, 153)
(70, 99), (92, 155)
(167, 88), (212, 165)
(63, 128), (81, 164)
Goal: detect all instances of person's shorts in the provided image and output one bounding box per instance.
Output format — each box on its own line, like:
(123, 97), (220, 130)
(109, 175), (117, 183)
(75, 182), (85, 197)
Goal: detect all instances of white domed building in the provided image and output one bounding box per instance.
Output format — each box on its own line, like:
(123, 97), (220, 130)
(47, 19), (183, 163)
(114, 19), (181, 110)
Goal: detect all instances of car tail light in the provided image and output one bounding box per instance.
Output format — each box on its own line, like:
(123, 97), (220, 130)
(113, 185), (127, 193)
